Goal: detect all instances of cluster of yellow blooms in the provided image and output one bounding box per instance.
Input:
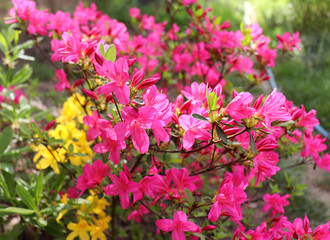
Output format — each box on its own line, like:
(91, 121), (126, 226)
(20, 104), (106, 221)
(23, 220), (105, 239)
(33, 94), (94, 174)
(57, 192), (111, 240)
(32, 94), (112, 239)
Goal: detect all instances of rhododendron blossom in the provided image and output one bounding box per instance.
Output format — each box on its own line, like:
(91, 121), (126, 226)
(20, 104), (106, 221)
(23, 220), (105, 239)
(156, 211), (200, 240)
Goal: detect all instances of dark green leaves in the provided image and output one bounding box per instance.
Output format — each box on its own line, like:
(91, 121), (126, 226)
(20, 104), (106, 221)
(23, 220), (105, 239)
(0, 207), (36, 215)
(16, 184), (36, 210)
(192, 113), (208, 122)
(215, 124), (227, 142)
(249, 132), (258, 154)
(35, 172), (44, 206)
(0, 126), (13, 155)
(11, 65), (32, 85)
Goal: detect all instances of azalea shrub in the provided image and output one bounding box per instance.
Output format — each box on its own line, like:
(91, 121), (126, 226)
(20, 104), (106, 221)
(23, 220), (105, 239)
(0, 0), (330, 239)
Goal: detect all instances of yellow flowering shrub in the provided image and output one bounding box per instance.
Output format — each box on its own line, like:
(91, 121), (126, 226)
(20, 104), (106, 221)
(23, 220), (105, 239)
(57, 192), (111, 240)
(33, 94), (94, 173)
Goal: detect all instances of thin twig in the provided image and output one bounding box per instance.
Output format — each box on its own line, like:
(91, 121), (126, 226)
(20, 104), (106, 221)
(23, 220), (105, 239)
(139, 201), (164, 219)
(130, 154), (144, 173)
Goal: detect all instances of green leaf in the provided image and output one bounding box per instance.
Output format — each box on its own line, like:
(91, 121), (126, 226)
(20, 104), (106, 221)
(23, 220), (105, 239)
(37, 217), (47, 227)
(249, 132), (258, 154)
(0, 126), (13, 155)
(74, 152), (86, 157)
(0, 207), (36, 215)
(0, 32), (8, 52)
(184, 188), (194, 204)
(35, 172), (44, 206)
(195, 8), (204, 17)
(192, 113), (208, 122)
(0, 67), (6, 86)
(215, 124), (227, 142)
(12, 39), (36, 52)
(3, 146), (31, 158)
(33, 110), (49, 121)
(2, 171), (15, 197)
(11, 65), (32, 85)
(16, 184), (36, 210)
(68, 143), (74, 154)
(20, 124), (32, 137)
(50, 168), (66, 196)
(214, 16), (221, 26)
(0, 171), (11, 198)
(271, 120), (296, 127)
(99, 43), (105, 57)
(207, 92), (218, 112)
(105, 44), (116, 62)
(0, 162), (14, 174)
(31, 122), (40, 136)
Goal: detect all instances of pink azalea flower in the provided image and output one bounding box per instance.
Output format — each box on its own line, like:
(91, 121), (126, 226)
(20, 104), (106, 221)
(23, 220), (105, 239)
(54, 69), (70, 92)
(229, 55), (254, 74)
(277, 32), (300, 51)
(156, 211), (200, 240)
(296, 107), (319, 128)
(6, 0), (36, 24)
(312, 221), (330, 240)
(301, 133), (327, 161)
(182, 0), (197, 6)
(127, 204), (149, 223)
(173, 52), (193, 72)
(223, 91), (256, 122)
(263, 193), (290, 217)
(47, 10), (73, 34)
(257, 89), (292, 126)
(104, 165), (139, 209)
(129, 7), (141, 18)
(53, 32), (89, 63)
(83, 111), (107, 141)
(96, 57), (131, 105)
(182, 82), (210, 109)
(208, 175), (247, 222)
(286, 217), (305, 239)
(251, 151), (280, 185)
(179, 114), (211, 150)
(76, 160), (110, 197)
(315, 153), (330, 172)
(167, 168), (200, 192)
(133, 175), (160, 202)
(256, 47), (277, 68)
(27, 9), (49, 36)
(93, 125), (126, 164)
(115, 106), (169, 153)
(211, 30), (244, 49)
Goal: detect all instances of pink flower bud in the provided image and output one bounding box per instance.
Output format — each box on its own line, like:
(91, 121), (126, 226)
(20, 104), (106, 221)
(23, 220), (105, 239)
(82, 88), (99, 100)
(44, 120), (56, 131)
(202, 225), (217, 231)
(127, 58), (136, 67)
(73, 79), (85, 88)
(131, 69), (144, 87)
(135, 77), (160, 90)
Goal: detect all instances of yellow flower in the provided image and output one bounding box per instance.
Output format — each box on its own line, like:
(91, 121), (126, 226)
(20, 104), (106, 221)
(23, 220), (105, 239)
(61, 193), (68, 204)
(56, 209), (68, 223)
(67, 219), (92, 240)
(90, 216), (111, 240)
(33, 145), (66, 174)
(86, 195), (110, 217)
